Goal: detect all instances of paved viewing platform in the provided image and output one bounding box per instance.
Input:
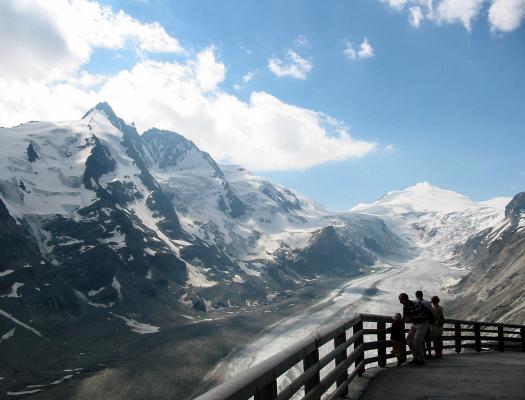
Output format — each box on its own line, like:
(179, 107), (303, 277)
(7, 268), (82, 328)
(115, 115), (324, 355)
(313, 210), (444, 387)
(194, 314), (525, 400)
(350, 352), (525, 400)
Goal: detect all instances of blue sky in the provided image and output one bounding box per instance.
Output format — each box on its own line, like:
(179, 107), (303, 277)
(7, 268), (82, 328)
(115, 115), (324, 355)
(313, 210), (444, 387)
(1, 0), (524, 209)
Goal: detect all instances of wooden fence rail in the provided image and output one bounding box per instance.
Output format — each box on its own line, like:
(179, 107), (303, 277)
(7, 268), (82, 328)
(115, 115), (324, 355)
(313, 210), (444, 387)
(194, 314), (525, 400)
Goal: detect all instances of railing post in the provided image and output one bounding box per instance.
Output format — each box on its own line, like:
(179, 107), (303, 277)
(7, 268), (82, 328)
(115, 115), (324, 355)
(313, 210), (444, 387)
(334, 331), (348, 397)
(303, 347), (320, 399)
(377, 321), (387, 367)
(521, 327), (525, 352)
(255, 379), (277, 400)
(474, 323), (481, 352)
(353, 320), (365, 376)
(498, 325), (505, 352)
(454, 322), (462, 353)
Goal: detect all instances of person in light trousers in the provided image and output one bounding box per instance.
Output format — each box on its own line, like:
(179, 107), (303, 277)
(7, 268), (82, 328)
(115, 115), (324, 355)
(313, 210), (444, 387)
(398, 292), (429, 366)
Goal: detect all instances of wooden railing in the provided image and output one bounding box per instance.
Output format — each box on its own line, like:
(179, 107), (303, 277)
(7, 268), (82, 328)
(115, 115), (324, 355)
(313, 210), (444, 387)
(194, 314), (525, 400)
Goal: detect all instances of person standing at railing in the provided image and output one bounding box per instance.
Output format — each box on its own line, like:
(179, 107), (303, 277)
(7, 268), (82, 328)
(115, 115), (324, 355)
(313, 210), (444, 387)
(390, 313), (407, 367)
(399, 292), (429, 366)
(431, 296), (445, 358)
(415, 290), (436, 359)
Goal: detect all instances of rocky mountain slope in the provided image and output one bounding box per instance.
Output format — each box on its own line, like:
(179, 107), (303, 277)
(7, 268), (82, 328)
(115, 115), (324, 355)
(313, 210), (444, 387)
(449, 192), (525, 323)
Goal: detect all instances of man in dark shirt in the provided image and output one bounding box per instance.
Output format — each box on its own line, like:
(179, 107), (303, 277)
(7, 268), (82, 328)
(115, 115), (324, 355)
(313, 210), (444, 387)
(416, 290), (435, 358)
(399, 292), (429, 365)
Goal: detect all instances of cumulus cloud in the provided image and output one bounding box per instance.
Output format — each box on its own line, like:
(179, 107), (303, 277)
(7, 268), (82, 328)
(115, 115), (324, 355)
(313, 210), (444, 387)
(358, 38), (375, 58)
(381, 0), (525, 32)
(99, 54), (375, 170)
(0, 1), (375, 171)
(488, 0), (525, 31)
(0, 0), (183, 82)
(343, 39), (375, 60)
(267, 50), (313, 79)
(435, 0), (485, 30)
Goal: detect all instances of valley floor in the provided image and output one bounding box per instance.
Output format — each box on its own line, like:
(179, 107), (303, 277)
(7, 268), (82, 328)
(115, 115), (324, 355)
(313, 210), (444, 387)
(2, 252), (466, 400)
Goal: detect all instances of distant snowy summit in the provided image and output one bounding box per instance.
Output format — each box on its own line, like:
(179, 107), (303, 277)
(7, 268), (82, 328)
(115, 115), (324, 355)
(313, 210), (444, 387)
(351, 181), (510, 215)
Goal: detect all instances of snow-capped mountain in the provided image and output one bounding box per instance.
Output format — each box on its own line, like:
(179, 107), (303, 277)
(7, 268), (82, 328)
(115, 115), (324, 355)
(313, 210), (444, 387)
(0, 103), (402, 350)
(351, 182), (509, 259)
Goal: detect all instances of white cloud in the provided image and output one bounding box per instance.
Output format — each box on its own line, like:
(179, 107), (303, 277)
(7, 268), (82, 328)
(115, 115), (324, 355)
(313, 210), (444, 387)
(193, 46), (225, 91)
(381, 0), (525, 32)
(343, 41), (357, 60)
(343, 39), (375, 60)
(488, 0), (525, 31)
(242, 71), (256, 82)
(409, 5), (424, 26)
(0, 4), (375, 171)
(267, 50), (313, 79)
(0, 0), (183, 82)
(99, 54), (374, 170)
(358, 38), (375, 58)
(435, 0), (485, 30)
(384, 0), (410, 10)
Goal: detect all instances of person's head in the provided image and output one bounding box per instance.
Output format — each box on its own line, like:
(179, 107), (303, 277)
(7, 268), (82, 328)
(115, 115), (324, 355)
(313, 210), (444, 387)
(393, 312), (402, 321)
(415, 290), (424, 300)
(398, 293), (409, 305)
(431, 295), (440, 305)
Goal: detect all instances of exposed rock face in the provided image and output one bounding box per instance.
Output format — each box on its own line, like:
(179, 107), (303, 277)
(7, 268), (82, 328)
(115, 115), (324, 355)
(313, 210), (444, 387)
(449, 192), (525, 324)
(142, 127), (247, 219)
(277, 226), (374, 277)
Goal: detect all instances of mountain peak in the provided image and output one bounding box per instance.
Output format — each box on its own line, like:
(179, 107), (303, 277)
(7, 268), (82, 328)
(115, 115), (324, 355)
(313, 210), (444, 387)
(82, 102), (130, 132)
(505, 192), (525, 221)
(351, 182), (479, 214)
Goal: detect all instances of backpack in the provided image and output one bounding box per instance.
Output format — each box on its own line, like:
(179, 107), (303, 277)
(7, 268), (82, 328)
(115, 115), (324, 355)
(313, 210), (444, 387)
(421, 302), (436, 325)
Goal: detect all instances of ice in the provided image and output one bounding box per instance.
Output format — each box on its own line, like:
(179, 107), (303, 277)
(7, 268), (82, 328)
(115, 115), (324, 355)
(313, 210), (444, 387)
(87, 287), (105, 297)
(186, 262), (217, 287)
(1, 282), (24, 298)
(0, 309), (41, 337)
(112, 314), (160, 334)
(99, 229), (126, 250)
(232, 274), (245, 283)
(144, 247), (157, 256)
(239, 263), (262, 277)
(74, 290), (114, 308)
(49, 374), (74, 385)
(7, 389), (44, 396)
(112, 276), (123, 301)
(0, 328), (16, 342)
(0, 269), (14, 278)
(442, 277), (461, 288)
(146, 269), (152, 280)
